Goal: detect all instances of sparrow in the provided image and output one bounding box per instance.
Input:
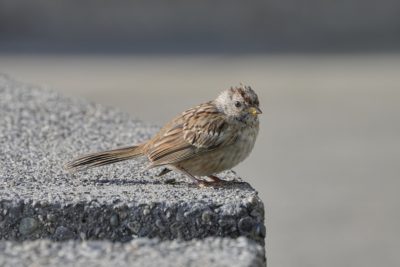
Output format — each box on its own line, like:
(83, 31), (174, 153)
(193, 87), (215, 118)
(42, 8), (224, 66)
(65, 85), (261, 186)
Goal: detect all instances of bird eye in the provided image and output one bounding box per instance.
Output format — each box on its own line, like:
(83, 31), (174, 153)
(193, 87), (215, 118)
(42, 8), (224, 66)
(235, 101), (242, 108)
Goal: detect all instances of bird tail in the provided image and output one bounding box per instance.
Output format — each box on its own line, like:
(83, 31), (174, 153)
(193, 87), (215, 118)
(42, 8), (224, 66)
(64, 145), (143, 172)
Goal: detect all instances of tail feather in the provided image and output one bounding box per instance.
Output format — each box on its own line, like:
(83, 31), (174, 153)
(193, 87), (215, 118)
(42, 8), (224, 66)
(64, 145), (143, 172)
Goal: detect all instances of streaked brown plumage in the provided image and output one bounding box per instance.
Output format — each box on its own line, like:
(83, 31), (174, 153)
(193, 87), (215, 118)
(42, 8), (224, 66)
(65, 85), (262, 186)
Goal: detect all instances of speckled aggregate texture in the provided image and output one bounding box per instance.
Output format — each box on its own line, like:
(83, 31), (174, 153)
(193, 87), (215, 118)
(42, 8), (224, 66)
(0, 75), (265, 247)
(0, 237), (265, 267)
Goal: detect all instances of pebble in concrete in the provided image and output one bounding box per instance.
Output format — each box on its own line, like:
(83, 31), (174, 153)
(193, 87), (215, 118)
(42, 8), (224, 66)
(18, 217), (38, 236)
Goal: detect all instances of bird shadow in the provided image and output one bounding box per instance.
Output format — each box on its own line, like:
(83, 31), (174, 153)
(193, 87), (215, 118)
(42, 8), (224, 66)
(80, 178), (165, 186)
(79, 177), (251, 190)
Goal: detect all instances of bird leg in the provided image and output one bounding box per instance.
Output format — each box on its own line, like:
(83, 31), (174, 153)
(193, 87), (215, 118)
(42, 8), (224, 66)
(170, 166), (212, 187)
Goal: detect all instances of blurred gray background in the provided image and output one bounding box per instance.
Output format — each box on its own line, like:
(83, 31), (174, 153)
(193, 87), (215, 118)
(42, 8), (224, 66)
(1, 0), (400, 52)
(0, 1), (399, 266)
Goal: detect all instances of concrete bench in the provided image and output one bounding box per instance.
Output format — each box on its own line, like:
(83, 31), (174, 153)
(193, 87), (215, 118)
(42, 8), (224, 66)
(0, 74), (266, 266)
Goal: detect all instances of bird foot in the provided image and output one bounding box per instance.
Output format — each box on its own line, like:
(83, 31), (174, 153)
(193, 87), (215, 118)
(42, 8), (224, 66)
(194, 176), (228, 188)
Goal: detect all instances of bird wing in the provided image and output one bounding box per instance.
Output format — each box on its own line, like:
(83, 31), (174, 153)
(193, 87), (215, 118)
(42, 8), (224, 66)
(146, 102), (235, 166)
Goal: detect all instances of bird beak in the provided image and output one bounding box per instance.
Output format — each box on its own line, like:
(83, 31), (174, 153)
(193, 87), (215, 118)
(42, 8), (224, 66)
(248, 106), (262, 116)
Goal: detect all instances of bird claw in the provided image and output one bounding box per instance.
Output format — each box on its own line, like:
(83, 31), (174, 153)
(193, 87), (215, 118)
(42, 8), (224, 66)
(195, 178), (228, 188)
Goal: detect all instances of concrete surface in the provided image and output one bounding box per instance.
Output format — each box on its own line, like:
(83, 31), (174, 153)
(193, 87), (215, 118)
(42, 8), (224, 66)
(0, 74), (265, 245)
(0, 237), (265, 267)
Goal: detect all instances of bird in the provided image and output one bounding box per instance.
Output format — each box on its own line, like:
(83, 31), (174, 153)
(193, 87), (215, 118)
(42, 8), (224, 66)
(65, 85), (262, 186)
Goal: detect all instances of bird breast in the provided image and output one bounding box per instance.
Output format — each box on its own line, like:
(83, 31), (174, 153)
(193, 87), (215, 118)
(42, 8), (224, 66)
(177, 123), (259, 176)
